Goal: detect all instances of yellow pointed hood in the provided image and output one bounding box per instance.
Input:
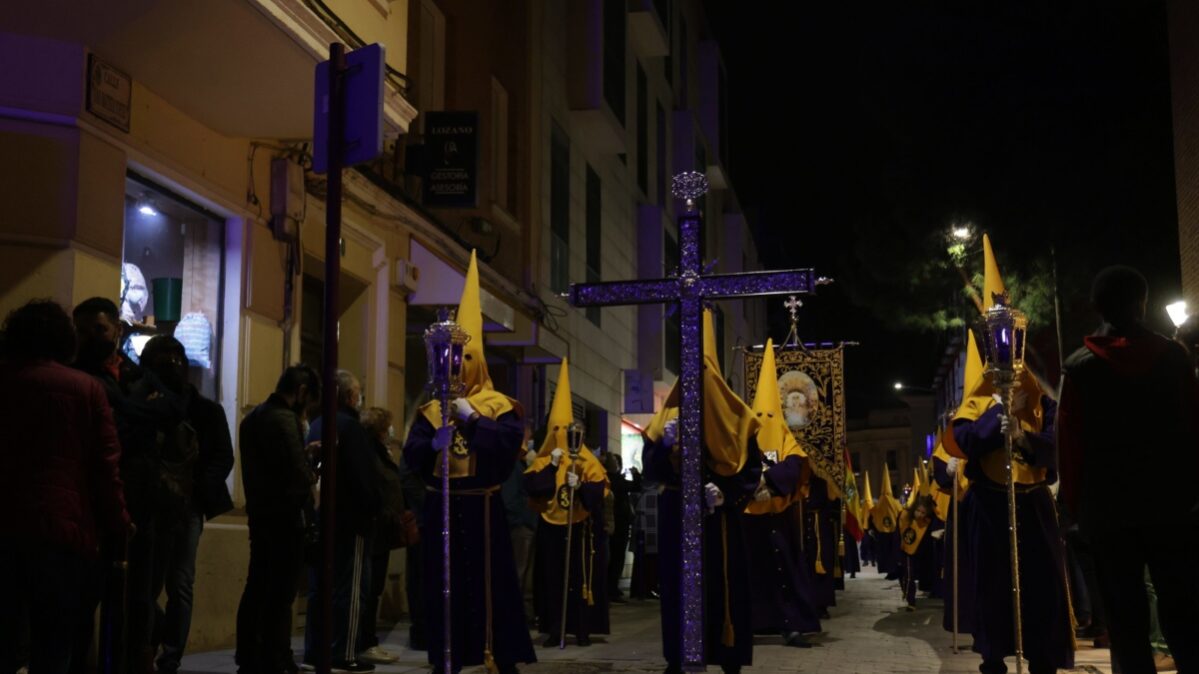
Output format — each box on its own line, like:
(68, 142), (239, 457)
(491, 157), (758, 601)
(527, 358), (608, 525)
(421, 250), (520, 430)
(863, 470), (875, 511)
(745, 339), (809, 515)
(644, 308), (759, 477)
(871, 464), (902, 533)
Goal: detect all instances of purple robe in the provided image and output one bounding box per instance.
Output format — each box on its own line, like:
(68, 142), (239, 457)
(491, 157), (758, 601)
(843, 530), (861, 576)
(900, 517), (943, 606)
(525, 464), (610, 640)
(953, 399), (1073, 671)
(860, 528), (876, 565)
(644, 436), (762, 669)
(801, 478), (838, 609)
(933, 454), (976, 634)
(742, 456), (823, 636)
(402, 413), (536, 669)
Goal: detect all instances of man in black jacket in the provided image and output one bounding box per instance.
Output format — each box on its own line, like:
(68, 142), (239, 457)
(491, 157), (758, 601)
(137, 336), (235, 674)
(236, 365), (321, 674)
(1059, 266), (1199, 674)
(302, 370), (382, 673)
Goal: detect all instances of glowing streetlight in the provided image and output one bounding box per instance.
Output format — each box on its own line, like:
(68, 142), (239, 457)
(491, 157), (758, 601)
(951, 225), (972, 240)
(1167, 301), (1189, 328)
(893, 382), (904, 391)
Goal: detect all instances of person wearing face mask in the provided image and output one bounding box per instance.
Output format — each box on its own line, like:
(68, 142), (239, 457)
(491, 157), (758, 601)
(402, 251), (535, 674)
(236, 364), (321, 674)
(642, 309), (764, 674)
(302, 370), (383, 673)
(133, 336), (233, 674)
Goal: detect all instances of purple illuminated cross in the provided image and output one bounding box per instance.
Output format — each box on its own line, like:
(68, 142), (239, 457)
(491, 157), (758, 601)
(568, 172), (826, 670)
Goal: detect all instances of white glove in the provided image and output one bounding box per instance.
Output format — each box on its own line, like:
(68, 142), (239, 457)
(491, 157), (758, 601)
(662, 419), (679, 448)
(704, 482), (725, 513)
(550, 448), (565, 466)
(946, 457), (962, 477)
(930, 529), (945, 540)
(524, 449), (538, 466)
(566, 471), (580, 489)
(999, 414), (1025, 441)
(451, 398), (476, 422)
(432, 425), (454, 453)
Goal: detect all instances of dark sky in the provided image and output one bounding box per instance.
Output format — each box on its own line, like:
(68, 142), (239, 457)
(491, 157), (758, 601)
(706, 2), (1181, 415)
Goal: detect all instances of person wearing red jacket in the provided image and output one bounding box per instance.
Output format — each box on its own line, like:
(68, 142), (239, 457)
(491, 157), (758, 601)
(0, 299), (131, 674)
(1059, 266), (1199, 674)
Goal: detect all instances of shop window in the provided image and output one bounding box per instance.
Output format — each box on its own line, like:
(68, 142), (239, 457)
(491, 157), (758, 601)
(122, 175), (225, 400)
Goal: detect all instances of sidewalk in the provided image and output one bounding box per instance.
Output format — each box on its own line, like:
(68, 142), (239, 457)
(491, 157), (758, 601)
(181, 567), (1119, 673)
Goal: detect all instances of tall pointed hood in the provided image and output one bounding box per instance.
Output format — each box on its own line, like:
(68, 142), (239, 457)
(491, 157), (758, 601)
(527, 358), (608, 525)
(421, 250), (520, 430)
(644, 308), (759, 477)
(745, 338), (809, 515)
(863, 470), (875, 512)
(871, 463), (902, 533)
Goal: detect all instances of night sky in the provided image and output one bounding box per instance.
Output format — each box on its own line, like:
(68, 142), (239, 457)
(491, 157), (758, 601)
(707, 1), (1181, 415)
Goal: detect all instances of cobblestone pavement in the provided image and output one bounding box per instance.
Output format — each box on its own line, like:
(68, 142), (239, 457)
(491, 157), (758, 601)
(183, 567), (1126, 673)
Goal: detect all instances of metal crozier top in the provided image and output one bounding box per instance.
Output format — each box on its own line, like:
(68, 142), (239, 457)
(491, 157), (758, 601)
(671, 171), (709, 212)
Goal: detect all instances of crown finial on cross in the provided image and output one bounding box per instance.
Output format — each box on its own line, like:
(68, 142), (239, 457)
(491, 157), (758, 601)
(672, 171), (709, 213)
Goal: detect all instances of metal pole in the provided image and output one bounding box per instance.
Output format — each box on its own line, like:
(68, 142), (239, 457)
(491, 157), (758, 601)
(440, 404), (452, 674)
(559, 463), (577, 649)
(952, 472), (959, 654)
(317, 41), (346, 674)
(1001, 383), (1025, 674)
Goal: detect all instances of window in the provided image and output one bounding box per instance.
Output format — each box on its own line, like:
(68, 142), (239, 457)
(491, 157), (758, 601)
(300, 274), (325, 373)
(415, 0), (446, 118)
(603, 0), (627, 126)
(490, 77), (510, 210)
(664, 230), (680, 374)
(636, 62), (648, 196)
(585, 165), (603, 326)
(886, 450), (898, 470)
(584, 399), (608, 453)
(550, 122), (571, 293)
(656, 101), (667, 205)
(122, 174), (225, 400)
(851, 452), (861, 470)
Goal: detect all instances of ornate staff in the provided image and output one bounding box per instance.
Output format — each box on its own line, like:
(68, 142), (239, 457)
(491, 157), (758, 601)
(559, 421), (585, 649)
(973, 293), (1030, 674)
(424, 308), (469, 674)
(952, 469), (959, 654)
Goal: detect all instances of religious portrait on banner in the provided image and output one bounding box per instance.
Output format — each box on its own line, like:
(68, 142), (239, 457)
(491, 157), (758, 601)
(744, 344), (848, 496)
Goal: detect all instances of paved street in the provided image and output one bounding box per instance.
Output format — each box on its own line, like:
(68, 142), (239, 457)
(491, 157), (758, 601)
(181, 567), (1125, 673)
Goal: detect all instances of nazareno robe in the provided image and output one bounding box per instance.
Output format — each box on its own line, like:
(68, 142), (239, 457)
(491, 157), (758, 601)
(403, 412), (536, 670)
(802, 478), (838, 610)
(644, 435), (763, 669)
(952, 398), (1073, 671)
(525, 464), (610, 641)
(933, 454), (975, 635)
(741, 455), (822, 636)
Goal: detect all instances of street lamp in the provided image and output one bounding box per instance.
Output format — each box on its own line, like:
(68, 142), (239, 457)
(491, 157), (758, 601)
(1167, 300), (1189, 328)
(894, 382), (935, 393)
(951, 225), (972, 240)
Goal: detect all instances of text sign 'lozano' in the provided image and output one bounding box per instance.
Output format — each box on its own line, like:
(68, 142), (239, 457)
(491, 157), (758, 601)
(313, 43), (385, 174)
(86, 54), (131, 133)
(423, 111), (479, 208)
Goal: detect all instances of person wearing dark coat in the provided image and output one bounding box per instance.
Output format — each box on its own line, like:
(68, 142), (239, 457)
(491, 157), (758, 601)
(932, 448), (975, 636)
(802, 478), (839, 614)
(605, 452), (634, 603)
(134, 336), (235, 674)
(0, 300), (131, 674)
(303, 371), (383, 672)
(401, 250), (534, 674)
(1058, 266), (1199, 674)
(235, 365), (321, 674)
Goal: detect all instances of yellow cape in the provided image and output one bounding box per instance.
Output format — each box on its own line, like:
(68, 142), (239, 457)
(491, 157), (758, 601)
(899, 509), (931, 555)
(870, 465), (903, 533)
(644, 309), (759, 477)
(525, 358), (608, 525)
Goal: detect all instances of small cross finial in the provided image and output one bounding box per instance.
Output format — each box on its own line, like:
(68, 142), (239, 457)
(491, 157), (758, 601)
(672, 171), (709, 213)
(784, 295), (803, 321)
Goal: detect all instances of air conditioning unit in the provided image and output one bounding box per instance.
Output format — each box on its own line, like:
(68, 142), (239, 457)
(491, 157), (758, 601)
(394, 258), (420, 295)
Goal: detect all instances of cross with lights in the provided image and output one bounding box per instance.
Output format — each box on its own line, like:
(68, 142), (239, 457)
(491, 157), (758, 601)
(568, 171), (828, 670)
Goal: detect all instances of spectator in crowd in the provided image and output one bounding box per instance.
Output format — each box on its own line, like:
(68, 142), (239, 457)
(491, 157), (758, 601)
(502, 425), (539, 622)
(303, 371), (382, 673)
(136, 336), (234, 674)
(236, 365), (321, 674)
(356, 406), (404, 665)
(605, 452), (633, 604)
(1059, 266), (1199, 673)
(0, 299), (131, 674)
(397, 442), (428, 651)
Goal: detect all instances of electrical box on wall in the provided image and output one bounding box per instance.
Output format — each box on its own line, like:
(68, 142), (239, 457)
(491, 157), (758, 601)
(270, 157), (305, 241)
(394, 258), (420, 295)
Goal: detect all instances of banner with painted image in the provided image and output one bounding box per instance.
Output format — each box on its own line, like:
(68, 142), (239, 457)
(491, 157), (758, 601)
(744, 344), (847, 497)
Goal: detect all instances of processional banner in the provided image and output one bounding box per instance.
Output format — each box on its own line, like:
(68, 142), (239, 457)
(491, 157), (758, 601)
(744, 344), (847, 497)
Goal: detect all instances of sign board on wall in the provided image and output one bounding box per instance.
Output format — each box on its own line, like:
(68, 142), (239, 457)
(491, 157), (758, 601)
(422, 111), (478, 207)
(86, 54), (131, 132)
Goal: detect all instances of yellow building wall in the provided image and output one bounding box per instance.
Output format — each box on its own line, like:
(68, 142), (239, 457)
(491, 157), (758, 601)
(326, 0), (410, 75)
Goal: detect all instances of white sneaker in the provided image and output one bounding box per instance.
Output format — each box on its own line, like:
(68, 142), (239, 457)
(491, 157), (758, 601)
(358, 647), (399, 665)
